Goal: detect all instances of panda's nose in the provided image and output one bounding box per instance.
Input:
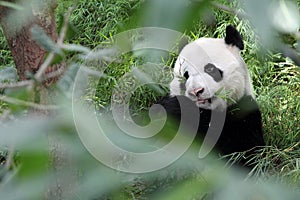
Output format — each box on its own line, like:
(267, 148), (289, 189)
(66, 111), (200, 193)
(190, 88), (204, 97)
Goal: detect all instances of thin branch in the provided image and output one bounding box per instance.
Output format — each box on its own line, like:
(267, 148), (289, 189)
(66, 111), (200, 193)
(34, 53), (56, 81)
(0, 66), (65, 89)
(0, 94), (59, 111)
(0, 65), (66, 89)
(57, 5), (75, 45)
(0, 80), (33, 89)
(41, 65), (66, 81)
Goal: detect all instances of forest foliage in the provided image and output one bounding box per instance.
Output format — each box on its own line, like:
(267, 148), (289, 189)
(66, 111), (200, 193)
(0, 0), (299, 199)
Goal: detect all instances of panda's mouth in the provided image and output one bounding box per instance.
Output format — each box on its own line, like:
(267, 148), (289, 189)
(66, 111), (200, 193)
(197, 97), (212, 104)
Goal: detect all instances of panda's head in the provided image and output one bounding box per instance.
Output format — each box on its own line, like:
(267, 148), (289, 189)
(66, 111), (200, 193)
(170, 25), (254, 110)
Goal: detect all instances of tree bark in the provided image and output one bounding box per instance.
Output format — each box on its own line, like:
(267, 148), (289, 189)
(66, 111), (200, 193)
(0, 1), (72, 199)
(0, 0), (64, 85)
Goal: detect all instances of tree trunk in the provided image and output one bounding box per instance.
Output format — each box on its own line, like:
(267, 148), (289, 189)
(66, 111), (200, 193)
(0, 1), (72, 199)
(0, 0), (64, 85)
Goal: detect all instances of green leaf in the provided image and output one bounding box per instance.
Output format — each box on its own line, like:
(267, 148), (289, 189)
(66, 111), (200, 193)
(214, 88), (236, 104)
(57, 63), (80, 95)
(133, 0), (211, 32)
(4, 87), (34, 113)
(50, 53), (65, 66)
(0, 66), (17, 83)
(18, 141), (49, 179)
(0, 1), (23, 10)
(61, 44), (91, 54)
(57, 14), (77, 40)
(269, 0), (300, 33)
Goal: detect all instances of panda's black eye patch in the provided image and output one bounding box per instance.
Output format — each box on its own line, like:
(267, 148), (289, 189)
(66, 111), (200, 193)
(204, 63), (223, 82)
(183, 71), (189, 79)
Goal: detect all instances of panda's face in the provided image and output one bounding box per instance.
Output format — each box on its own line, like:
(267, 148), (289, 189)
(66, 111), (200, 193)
(180, 57), (224, 109)
(170, 27), (254, 110)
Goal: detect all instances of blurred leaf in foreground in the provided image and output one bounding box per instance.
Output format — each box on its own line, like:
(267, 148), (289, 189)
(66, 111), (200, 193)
(132, 0), (211, 32)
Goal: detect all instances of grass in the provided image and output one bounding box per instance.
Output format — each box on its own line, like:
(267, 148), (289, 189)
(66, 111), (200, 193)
(56, 0), (141, 49)
(63, 0), (300, 188)
(0, 0), (299, 198)
(100, 0), (299, 185)
(0, 26), (13, 68)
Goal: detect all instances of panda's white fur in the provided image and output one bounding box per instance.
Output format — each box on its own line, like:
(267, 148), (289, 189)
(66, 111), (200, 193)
(156, 26), (265, 167)
(170, 37), (254, 110)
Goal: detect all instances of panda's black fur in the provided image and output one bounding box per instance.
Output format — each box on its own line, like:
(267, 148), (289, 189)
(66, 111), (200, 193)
(156, 25), (265, 167)
(157, 95), (264, 164)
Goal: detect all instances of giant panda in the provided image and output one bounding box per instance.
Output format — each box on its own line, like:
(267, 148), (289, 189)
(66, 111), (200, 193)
(156, 25), (265, 167)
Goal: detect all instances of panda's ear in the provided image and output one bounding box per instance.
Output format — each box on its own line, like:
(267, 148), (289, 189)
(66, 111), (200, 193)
(178, 37), (189, 54)
(225, 25), (244, 50)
